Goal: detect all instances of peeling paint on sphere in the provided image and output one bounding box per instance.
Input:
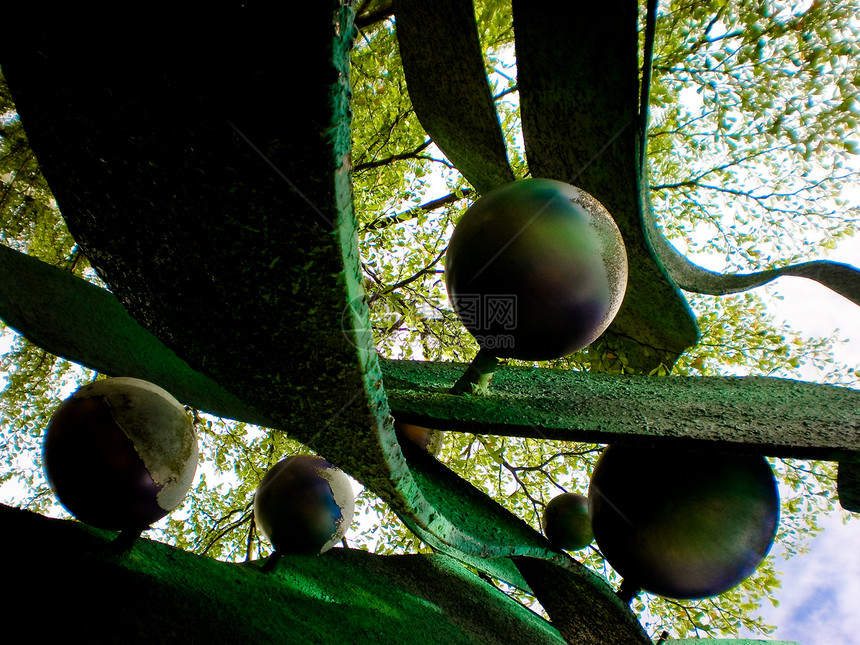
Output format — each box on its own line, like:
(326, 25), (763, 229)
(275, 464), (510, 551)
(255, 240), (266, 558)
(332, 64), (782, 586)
(43, 377), (198, 531)
(254, 455), (355, 555)
(445, 178), (628, 361)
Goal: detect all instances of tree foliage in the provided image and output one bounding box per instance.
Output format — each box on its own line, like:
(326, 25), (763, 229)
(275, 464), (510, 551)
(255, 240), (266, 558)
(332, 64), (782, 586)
(1, 1), (859, 640)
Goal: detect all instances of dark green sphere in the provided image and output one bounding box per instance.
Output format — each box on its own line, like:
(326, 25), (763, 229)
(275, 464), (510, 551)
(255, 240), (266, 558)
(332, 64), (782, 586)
(588, 445), (779, 600)
(43, 377), (197, 531)
(542, 492), (594, 551)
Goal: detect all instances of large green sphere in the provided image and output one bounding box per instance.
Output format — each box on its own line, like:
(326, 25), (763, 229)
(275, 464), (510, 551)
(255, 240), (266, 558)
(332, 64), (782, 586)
(588, 445), (779, 600)
(43, 377), (198, 531)
(445, 178), (627, 360)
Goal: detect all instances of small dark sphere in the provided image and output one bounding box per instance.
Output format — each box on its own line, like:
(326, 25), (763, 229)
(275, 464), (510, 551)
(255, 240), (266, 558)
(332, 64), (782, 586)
(588, 444), (779, 600)
(542, 492), (593, 551)
(254, 455), (354, 556)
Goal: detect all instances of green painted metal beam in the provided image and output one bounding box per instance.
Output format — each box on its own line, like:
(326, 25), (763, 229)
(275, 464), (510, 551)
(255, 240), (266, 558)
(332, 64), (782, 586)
(394, 0), (516, 195)
(0, 243), (268, 427)
(2, 504), (569, 645)
(383, 359), (860, 464)
(513, 556), (651, 644)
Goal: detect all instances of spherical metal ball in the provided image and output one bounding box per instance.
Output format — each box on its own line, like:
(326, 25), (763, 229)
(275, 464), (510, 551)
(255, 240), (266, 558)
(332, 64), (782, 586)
(588, 444), (779, 600)
(254, 455), (355, 555)
(542, 492), (594, 551)
(43, 377), (198, 531)
(445, 178), (627, 361)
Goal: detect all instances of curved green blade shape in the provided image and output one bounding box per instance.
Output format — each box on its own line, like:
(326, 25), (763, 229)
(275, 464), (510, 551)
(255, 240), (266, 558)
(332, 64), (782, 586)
(511, 0), (700, 372)
(0, 243), (266, 425)
(642, 193), (860, 306)
(4, 504), (572, 645)
(394, 0), (515, 194)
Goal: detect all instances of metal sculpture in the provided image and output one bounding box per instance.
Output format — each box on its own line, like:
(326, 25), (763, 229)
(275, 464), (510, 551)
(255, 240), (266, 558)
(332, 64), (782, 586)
(0, 1), (857, 643)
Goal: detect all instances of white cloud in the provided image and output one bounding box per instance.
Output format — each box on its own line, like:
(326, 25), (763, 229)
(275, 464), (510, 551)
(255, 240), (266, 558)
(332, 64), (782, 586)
(743, 511), (860, 644)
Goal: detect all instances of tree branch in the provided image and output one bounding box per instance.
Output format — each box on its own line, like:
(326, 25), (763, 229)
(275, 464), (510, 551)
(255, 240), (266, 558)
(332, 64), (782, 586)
(380, 246), (447, 295)
(363, 187), (473, 231)
(197, 504), (254, 556)
(353, 138), (434, 173)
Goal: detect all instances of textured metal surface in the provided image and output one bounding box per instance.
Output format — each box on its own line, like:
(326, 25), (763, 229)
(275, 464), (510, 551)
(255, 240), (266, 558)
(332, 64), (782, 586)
(0, 243), (265, 425)
(1, 504), (569, 645)
(394, 0), (516, 194)
(1, 7), (651, 642)
(384, 359), (860, 463)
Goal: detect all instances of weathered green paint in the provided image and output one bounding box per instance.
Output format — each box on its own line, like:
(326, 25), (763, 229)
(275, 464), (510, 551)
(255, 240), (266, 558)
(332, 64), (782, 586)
(0, 243), (268, 426)
(514, 556), (651, 644)
(383, 359), (860, 464)
(394, 0), (516, 195)
(1, 504), (568, 645)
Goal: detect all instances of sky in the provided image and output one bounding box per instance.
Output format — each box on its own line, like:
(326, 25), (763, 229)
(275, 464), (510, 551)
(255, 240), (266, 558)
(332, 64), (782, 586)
(735, 233), (860, 645)
(742, 510), (860, 644)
